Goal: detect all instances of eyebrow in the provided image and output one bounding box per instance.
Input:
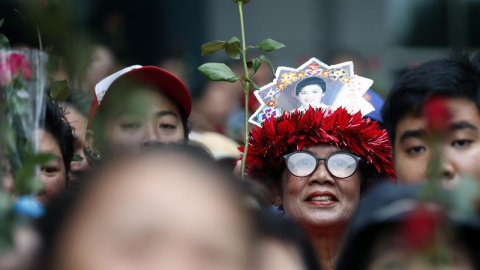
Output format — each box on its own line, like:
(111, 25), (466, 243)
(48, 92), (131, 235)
(155, 110), (179, 119)
(115, 110), (179, 119)
(39, 152), (62, 163)
(449, 121), (478, 132)
(399, 129), (427, 143)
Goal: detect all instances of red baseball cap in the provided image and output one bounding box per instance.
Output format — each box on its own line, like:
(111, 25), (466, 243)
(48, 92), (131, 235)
(88, 65), (192, 124)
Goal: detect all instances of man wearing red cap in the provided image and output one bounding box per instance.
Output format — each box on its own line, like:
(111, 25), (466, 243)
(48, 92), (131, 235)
(84, 65), (192, 164)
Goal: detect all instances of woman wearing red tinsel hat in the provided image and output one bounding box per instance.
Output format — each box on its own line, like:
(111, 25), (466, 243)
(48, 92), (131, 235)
(242, 58), (395, 270)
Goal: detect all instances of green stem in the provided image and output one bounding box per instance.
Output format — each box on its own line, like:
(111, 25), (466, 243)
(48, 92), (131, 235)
(238, 1), (249, 179)
(36, 23), (42, 51)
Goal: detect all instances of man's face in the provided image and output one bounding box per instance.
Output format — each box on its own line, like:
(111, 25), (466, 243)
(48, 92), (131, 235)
(393, 98), (480, 186)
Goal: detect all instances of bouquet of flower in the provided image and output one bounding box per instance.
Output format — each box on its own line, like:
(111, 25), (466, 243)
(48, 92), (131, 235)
(1, 49), (49, 195)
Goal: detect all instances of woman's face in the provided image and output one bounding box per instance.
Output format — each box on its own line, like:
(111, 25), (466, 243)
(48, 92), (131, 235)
(297, 84), (324, 109)
(103, 87), (185, 154)
(280, 145), (361, 232)
(54, 153), (251, 270)
(38, 129), (66, 204)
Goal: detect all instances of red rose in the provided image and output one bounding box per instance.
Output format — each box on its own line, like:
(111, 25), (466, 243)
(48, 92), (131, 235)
(422, 96), (451, 132)
(401, 206), (443, 250)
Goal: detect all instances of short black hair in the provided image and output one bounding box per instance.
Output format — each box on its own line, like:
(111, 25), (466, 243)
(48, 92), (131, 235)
(295, 77), (327, 96)
(382, 53), (480, 144)
(44, 101), (75, 178)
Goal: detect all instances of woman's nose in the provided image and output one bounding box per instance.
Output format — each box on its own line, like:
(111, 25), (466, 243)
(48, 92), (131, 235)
(141, 124), (160, 148)
(308, 160), (335, 185)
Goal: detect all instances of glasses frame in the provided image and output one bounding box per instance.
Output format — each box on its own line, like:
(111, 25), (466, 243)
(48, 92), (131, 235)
(282, 151), (362, 178)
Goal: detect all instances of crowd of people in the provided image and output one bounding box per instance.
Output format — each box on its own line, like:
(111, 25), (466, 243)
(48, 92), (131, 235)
(1, 52), (480, 270)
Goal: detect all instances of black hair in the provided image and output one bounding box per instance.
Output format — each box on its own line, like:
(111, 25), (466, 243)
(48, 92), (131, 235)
(295, 77), (327, 96)
(381, 53), (480, 144)
(43, 101), (75, 178)
(253, 210), (321, 270)
(235, 178), (272, 210)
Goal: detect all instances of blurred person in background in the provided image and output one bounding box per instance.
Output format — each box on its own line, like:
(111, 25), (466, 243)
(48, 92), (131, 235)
(85, 45), (120, 93)
(36, 144), (254, 270)
(84, 65), (192, 165)
(337, 183), (480, 270)
(382, 53), (480, 187)
(3, 102), (74, 204)
(192, 79), (242, 134)
(253, 210), (320, 270)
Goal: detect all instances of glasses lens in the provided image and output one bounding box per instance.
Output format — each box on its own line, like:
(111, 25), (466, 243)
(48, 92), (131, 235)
(327, 154), (358, 178)
(286, 152), (317, 177)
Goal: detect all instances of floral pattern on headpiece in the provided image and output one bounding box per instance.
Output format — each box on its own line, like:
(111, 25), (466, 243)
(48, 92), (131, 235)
(249, 58), (375, 127)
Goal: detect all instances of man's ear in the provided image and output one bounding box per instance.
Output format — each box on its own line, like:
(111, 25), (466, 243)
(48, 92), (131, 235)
(84, 129), (102, 165)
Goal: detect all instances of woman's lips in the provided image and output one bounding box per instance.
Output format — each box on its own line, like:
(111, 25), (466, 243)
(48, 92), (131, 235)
(306, 191), (338, 206)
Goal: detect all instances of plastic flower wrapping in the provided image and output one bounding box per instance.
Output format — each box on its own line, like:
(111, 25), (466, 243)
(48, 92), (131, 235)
(0, 49), (48, 249)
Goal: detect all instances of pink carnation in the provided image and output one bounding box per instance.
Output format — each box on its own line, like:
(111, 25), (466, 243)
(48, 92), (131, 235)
(0, 60), (13, 87)
(7, 53), (32, 81)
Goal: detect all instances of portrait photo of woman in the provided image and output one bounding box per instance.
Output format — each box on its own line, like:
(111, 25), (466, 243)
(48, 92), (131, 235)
(294, 77), (328, 111)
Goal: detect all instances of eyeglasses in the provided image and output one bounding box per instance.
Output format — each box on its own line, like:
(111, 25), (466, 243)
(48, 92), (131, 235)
(282, 151), (362, 178)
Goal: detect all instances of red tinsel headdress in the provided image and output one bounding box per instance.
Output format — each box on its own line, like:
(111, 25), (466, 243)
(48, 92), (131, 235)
(241, 108), (395, 186)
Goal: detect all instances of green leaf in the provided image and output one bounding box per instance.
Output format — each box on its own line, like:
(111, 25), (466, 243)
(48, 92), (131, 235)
(31, 153), (56, 164)
(201, 40), (226, 56)
(250, 58), (262, 74)
(256, 38), (285, 52)
(198, 63), (239, 82)
(259, 55), (275, 75)
(0, 34), (9, 48)
(0, 18), (4, 28)
(12, 153), (54, 195)
(449, 176), (480, 218)
(0, 192), (12, 211)
(50, 80), (70, 100)
(72, 154), (84, 162)
(225, 36), (241, 59)
(242, 76), (260, 90)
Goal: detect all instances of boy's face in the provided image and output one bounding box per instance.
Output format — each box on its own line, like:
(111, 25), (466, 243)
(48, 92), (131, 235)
(394, 98), (480, 186)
